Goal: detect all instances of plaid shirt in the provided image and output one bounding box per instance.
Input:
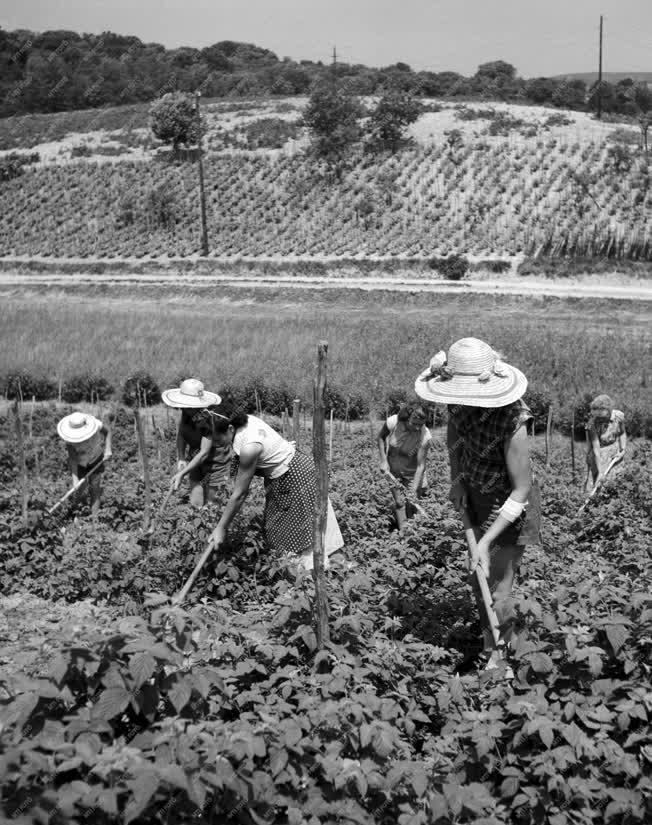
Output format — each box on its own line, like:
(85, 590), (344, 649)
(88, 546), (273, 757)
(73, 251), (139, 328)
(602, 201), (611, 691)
(449, 400), (532, 495)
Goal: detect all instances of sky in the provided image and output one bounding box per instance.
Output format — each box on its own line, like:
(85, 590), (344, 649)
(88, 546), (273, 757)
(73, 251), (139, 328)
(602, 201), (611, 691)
(1, 0), (651, 78)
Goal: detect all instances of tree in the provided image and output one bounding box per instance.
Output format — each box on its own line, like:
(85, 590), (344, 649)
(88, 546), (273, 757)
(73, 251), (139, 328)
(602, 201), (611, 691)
(149, 92), (198, 153)
(630, 83), (652, 152)
(525, 77), (557, 105)
(367, 88), (422, 153)
(551, 79), (586, 110)
(301, 82), (363, 169)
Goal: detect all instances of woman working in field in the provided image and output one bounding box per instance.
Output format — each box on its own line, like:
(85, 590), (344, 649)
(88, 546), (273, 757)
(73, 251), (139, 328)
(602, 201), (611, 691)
(204, 402), (343, 570)
(377, 402), (433, 530)
(162, 378), (232, 507)
(584, 394), (627, 494)
(415, 338), (540, 675)
(57, 411), (113, 522)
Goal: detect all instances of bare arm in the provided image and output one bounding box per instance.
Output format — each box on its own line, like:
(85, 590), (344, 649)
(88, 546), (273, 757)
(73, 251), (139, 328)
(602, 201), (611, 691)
(100, 423), (112, 459)
(209, 444), (261, 547)
(67, 445), (79, 485)
(377, 422), (391, 472)
(172, 435), (213, 489)
(176, 419), (187, 467)
(617, 419), (627, 458)
(411, 438), (430, 493)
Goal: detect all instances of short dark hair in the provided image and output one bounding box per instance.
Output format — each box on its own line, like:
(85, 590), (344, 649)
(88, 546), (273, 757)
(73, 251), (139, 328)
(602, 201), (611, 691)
(204, 401), (248, 434)
(397, 403), (427, 422)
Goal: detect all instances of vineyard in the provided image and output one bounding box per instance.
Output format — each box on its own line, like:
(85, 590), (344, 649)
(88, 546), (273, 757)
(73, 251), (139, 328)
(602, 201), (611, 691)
(0, 102), (650, 261)
(0, 402), (651, 824)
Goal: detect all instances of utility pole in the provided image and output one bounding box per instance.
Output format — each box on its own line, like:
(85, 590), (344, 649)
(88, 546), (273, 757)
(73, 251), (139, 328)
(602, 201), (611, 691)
(597, 15), (603, 120)
(194, 90), (209, 256)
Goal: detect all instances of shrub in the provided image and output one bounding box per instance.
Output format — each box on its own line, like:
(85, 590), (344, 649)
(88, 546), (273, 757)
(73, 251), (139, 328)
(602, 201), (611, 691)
(61, 373), (114, 403)
(3, 371), (56, 400)
(323, 385), (369, 420)
(0, 151), (38, 182)
(470, 258), (512, 274)
(242, 117), (300, 149)
(122, 371), (161, 407)
(543, 113), (572, 128)
(429, 253), (469, 280)
(70, 143), (93, 158)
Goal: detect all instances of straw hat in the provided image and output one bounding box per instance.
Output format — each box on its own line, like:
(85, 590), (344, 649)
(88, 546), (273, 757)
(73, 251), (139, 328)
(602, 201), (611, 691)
(161, 378), (220, 409)
(57, 412), (102, 443)
(414, 337), (527, 408)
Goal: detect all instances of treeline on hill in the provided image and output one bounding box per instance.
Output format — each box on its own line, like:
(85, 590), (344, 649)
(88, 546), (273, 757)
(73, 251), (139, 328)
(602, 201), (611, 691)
(1, 26), (651, 118)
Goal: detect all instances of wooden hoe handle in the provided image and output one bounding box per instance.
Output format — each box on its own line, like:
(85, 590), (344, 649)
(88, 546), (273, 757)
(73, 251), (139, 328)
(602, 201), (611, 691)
(173, 539), (220, 605)
(460, 508), (502, 649)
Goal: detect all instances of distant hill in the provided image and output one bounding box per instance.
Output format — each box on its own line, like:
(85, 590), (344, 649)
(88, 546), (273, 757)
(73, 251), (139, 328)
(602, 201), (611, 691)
(556, 72), (652, 85)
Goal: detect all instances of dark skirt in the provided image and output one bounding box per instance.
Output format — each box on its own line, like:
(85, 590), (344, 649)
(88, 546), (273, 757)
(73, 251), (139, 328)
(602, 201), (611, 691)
(263, 451), (316, 554)
(467, 480), (541, 546)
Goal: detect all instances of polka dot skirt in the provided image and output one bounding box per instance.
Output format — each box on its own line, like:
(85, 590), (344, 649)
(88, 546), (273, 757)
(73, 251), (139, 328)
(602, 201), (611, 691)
(264, 451), (317, 555)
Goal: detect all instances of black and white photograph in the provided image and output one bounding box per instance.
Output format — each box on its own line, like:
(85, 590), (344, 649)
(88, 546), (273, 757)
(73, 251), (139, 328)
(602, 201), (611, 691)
(0, 1), (650, 822)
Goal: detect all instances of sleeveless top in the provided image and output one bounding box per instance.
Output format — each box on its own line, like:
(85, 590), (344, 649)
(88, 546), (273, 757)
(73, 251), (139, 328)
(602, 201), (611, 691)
(232, 415), (295, 479)
(385, 414), (432, 481)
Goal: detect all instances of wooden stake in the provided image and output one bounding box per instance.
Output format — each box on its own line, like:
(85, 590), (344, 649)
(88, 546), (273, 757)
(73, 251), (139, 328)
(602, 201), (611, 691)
(329, 409), (334, 463)
(58, 377), (63, 404)
(29, 395), (35, 438)
(254, 388), (261, 416)
(570, 409), (576, 482)
(312, 341), (330, 648)
(12, 400), (29, 527)
(134, 408), (151, 531)
(292, 398), (301, 445)
(545, 406), (553, 468)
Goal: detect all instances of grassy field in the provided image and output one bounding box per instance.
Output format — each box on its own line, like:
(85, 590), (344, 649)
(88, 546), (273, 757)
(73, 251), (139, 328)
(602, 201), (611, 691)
(2, 285), (650, 425)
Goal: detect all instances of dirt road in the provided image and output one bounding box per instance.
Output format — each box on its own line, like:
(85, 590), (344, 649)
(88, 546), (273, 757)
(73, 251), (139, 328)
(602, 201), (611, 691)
(1, 269), (651, 301)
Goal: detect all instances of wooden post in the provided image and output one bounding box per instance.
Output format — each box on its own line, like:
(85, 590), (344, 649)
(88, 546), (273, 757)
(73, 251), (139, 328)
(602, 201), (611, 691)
(254, 388), (261, 416)
(545, 406), (553, 468)
(58, 377), (63, 404)
(570, 409), (576, 482)
(292, 398), (301, 445)
(12, 400), (28, 527)
(329, 409), (334, 463)
(29, 395), (35, 438)
(312, 341), (330, 648)
(134, 408), (151, 531)
(344, 396), (350, 433)
(367, 411), (376, 441)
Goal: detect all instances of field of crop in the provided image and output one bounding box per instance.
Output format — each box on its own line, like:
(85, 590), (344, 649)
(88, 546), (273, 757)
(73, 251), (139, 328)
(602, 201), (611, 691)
(0, 101), (649, 261)
(1, 400), (651, 824)
(1, 288), (651, 435)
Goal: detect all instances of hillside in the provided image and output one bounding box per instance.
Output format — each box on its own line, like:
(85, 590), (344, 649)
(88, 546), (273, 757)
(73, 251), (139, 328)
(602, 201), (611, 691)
(0, 99), (649, 262)
(557, 72), (652, 85)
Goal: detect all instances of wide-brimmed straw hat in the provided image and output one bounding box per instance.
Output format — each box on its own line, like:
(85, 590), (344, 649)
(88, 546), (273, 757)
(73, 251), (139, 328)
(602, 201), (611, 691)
(57, 412), (102, 443)
(414, 337), (527, 408)
(161, 378), (220, 409)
